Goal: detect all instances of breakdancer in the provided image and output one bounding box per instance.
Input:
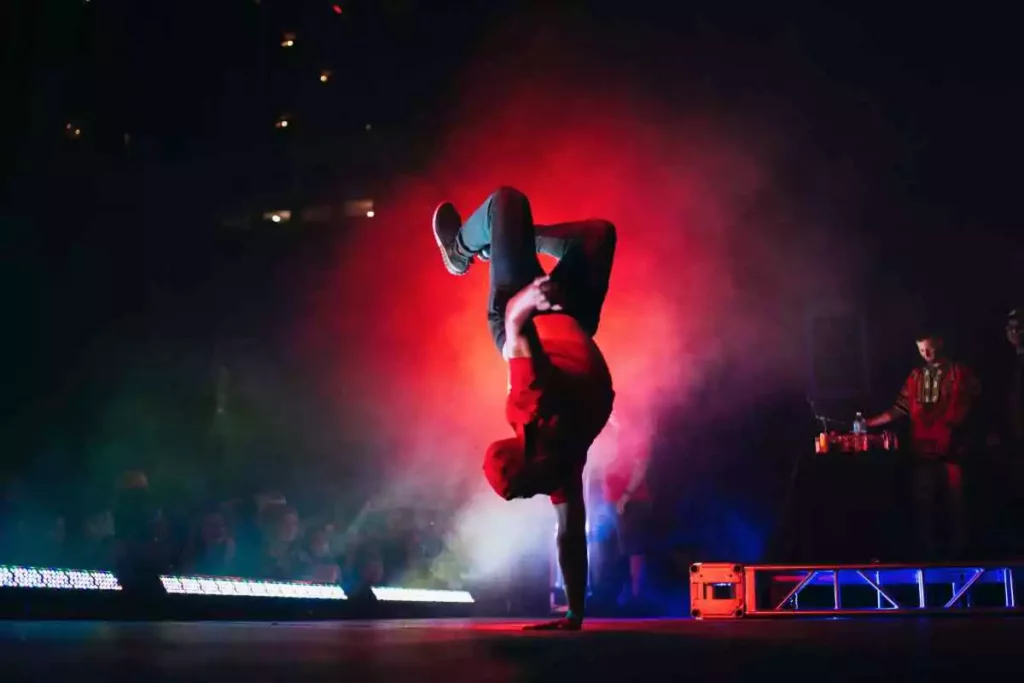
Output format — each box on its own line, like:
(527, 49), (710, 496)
(432, 187), (616, 630)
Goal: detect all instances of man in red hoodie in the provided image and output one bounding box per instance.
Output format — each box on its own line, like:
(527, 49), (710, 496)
(433, 187), (616, 630)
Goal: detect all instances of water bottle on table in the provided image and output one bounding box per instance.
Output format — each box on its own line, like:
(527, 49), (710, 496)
(852, 412), (868, 451)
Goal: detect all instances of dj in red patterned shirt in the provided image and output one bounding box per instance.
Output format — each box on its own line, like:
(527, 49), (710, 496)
(867, 332), (979, 558)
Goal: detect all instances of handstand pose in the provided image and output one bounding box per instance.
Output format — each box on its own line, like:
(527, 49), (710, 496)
(433, 187), (617, 630)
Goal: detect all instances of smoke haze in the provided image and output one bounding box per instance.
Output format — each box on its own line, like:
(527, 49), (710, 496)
(301, 11), (866, 572)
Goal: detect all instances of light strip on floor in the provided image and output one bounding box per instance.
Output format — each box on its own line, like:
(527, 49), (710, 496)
(0, 565), (122, 591)
(370, 586), (475, 603)
(160, 575), (347, 600)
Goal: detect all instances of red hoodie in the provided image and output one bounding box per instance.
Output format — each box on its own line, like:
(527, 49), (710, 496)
(483, 314), (615, 503)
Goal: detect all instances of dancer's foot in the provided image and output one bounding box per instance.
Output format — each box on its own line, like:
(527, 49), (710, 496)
(523, 616), (582, 632)
(432, 202), (474, 276)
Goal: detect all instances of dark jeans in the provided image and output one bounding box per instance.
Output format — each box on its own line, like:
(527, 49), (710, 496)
(458, 187), (617, 352)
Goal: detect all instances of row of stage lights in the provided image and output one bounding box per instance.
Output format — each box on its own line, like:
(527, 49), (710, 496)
(0, 564), (473, 604)
(0, 565), (121, 591)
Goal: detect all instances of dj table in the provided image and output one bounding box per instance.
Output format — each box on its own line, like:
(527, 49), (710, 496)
(772, 432), (915, 563)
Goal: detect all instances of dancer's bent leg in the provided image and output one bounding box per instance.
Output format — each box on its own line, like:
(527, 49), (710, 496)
(457, 187), (545, 352)
(536, 220), (616, 338)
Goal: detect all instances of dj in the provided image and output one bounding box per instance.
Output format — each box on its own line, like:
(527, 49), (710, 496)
(865, 331), (979, 559)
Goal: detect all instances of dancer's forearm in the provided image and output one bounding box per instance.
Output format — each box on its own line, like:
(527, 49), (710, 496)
(505, 319), (546, 428)
(503, 320), (532, 359)
(503, 275), (558, 361)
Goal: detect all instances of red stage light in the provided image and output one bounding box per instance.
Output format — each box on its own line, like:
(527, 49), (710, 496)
(332, 4), (342, 14)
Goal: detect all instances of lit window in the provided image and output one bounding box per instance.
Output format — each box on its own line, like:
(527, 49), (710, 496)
(275, 116), (290, 129)
(344, 199), (374, 217)
(281, 32), (296, 48)
(262, 210), (292, 223)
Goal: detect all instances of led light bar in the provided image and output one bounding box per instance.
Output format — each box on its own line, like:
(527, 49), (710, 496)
(159, 575), (347, 600)
(0, 565), (122, 591)
(370, 586), (475, 603)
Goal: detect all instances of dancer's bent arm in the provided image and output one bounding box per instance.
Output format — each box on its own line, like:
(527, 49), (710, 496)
(503, 277), (560, 430)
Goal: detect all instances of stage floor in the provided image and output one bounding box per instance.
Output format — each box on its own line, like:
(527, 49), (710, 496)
(0, 617), (1020, 681)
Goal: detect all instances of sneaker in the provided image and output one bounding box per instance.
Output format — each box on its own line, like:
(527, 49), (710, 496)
(432, 202), (472, 276)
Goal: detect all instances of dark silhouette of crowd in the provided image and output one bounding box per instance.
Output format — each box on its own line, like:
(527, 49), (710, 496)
(0, 469), (463, 597)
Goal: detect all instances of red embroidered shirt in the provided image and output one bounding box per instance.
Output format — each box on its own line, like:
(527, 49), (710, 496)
(892, 361), (979, 457)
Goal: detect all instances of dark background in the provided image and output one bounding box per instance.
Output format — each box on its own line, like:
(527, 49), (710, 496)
(0, 1), (1021, 559)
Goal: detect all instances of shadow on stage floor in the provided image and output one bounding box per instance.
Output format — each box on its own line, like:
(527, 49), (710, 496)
(1, 616), (1021, 681)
